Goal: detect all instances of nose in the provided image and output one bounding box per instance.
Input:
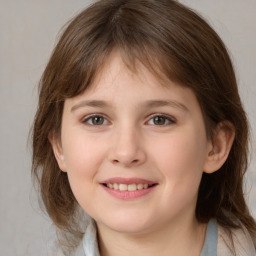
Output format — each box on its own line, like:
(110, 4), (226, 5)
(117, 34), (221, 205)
(108, 125), (146, 168)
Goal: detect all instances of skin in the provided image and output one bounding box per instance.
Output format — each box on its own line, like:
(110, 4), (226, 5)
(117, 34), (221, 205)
(51, 51), (235, 256)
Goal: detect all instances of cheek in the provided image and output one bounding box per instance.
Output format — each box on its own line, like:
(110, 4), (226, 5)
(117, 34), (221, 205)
(62, 130), (106, 173)
(62, 136), (108, 214)
(61, 132), (108, 201)
(149, 129), (207, 189)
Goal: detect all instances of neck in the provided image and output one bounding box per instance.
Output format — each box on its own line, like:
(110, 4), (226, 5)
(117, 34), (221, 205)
(97, 216), (207, 256)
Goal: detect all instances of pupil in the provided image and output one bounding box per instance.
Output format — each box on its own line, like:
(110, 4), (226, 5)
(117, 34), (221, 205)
(154, 116), (165, 125)
(93, 116), (103, 125)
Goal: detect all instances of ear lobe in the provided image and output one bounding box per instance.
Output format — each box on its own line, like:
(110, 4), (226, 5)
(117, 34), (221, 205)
(203, 121), (235, 174)
(48, 132), (67, 172)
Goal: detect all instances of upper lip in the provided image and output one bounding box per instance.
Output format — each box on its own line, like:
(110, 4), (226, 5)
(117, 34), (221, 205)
(100, 177), (157, 185)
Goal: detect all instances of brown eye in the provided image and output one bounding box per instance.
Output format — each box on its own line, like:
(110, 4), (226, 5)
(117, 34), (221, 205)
(83, 115), (107, 125)
(91, 116), (104, 125)
(147, 115), (175, 126)
(153, 116), (166, 125)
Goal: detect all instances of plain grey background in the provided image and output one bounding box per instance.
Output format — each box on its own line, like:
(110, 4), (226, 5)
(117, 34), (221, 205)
(0, 1), (255, 255)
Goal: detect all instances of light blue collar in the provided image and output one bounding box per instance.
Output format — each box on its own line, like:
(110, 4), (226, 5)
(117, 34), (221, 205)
(200, 219), (218, 256)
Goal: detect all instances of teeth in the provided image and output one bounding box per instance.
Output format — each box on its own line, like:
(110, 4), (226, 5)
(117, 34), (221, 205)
(106, 183), (152, 191)
(119, 184), (127, 191)
(137, 184), (144, 190)
(128, 184), (137, 191)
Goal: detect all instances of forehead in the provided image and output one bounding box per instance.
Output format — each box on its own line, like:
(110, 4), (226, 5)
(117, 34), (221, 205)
(64, 51), (201, 115)
(82, 51), (185, 96)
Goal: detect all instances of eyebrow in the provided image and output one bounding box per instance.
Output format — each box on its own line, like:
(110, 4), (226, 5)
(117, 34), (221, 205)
(144, 100), (188, 112)
(71, 100), (110, 112)
(71, 99), (188, 112)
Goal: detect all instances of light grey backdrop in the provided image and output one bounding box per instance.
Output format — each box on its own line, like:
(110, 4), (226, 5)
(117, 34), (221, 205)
(0, 1), (255, 255)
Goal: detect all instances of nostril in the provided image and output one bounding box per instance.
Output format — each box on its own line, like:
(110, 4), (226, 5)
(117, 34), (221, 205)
(112, 159), (139, 165)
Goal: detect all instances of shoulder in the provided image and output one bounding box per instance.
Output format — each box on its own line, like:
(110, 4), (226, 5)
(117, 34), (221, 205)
(217, 222), (256, 256)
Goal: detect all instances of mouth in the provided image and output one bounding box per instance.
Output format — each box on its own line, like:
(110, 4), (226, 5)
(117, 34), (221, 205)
(100, 177), (158, 200)
(102, 183), (157, 191)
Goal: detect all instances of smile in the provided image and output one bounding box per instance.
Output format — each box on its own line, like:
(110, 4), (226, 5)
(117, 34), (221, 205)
(103, 183), (154, 191)
(100, 178), (158, 200)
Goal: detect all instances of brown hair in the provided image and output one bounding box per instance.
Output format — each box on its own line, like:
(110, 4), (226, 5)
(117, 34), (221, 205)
(32, 0), (256, 252)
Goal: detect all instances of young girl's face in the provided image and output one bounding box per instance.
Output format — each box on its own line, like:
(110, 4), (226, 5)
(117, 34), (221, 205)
(52, 51), (213, 235)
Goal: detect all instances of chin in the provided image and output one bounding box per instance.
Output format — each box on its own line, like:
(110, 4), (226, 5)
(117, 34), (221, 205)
(98, 211), (157, 235)
(110, 222), (152, 234)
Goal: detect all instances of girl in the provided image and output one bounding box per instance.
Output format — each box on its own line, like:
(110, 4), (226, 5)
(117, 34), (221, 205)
(32, 0), (256, 255)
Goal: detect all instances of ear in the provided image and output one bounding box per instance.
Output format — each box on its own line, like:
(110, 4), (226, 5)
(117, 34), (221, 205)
(48, 132), (67, 172)
(203, 121), (235, 174)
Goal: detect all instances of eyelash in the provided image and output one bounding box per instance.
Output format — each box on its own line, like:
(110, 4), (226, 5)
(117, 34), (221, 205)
(81, 113), (176, 127)
(147, 114), (176, 126)
(82, 114), (109, 126)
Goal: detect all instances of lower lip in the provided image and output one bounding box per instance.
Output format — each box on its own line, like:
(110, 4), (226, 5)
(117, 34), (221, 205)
(101, 185), (156, 200)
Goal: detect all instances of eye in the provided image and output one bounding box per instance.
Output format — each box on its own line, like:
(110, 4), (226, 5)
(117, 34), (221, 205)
(147, 114), (175, 126)
(82, 115), (108, 126)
